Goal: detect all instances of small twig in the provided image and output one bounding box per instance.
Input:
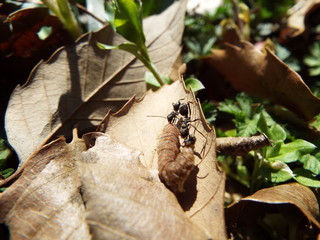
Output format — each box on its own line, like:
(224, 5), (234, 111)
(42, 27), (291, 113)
(216, 134), (273, 156)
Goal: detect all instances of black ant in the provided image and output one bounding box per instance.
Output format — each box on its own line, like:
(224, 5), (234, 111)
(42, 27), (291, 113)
(167, 99), (191, 125)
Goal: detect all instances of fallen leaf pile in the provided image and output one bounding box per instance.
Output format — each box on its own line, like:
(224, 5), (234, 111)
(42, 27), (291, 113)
(5, 0), (186, 164)
(0, 80), (227, 240)
(2, 1), (320, 239)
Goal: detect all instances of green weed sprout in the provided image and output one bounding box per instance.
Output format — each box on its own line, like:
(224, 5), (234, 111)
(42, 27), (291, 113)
(97, 0), (166, 88)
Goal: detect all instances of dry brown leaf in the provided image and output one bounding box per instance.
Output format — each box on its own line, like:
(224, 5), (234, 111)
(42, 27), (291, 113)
(204, 41), (320, 120)
(5, 0), (186, 163)
(79, 133), (208, 239)
(0, 130), (208, 239)
(286, 0), (320, 38)
(0, 135), (90, 239)
(98, 80), (227, 239)
(226, 183), (320, 238)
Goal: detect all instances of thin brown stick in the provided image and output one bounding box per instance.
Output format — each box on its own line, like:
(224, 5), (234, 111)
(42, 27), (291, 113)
(216, 134), (272, 156)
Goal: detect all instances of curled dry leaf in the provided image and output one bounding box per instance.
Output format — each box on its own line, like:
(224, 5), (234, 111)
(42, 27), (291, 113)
(285, 0), (320, 38)
(79, 133), (207, 239)
(5, 0), (186, 163)
(226, 183), (320, 238)
(98, 80), (227, 239)
(204, 41), (320, 120)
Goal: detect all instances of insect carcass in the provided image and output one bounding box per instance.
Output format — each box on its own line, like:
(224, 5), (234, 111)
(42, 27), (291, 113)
(156, 100), (197, 193)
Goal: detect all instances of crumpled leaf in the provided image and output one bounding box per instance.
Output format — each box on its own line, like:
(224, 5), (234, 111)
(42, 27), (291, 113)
(204, 41), (320, 120)
(0, 130), (208, 239)
(285, 0), (320, 38)
(98, 80), (227, 239)
(0, 134), (90, 239)
(79, 133), (208, 239)
(5, 0), (186, 163)
(226, 183), (320, 238)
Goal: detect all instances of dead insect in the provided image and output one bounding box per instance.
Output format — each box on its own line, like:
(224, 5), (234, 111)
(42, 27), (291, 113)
(158, 134), (197, 193)
(156, 99), (207, 192)
(157, 123), (181, 182)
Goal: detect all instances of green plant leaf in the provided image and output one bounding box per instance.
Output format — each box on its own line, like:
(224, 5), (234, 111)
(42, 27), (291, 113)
(201, 101), (217, 124)
(310, 113), (320, 130)
(236, 92), (252, 117)
(97, 42), (139, 53)
(268, 124), (287, 142)
(293, 168), (320, 187)
(0, 139), (11, 169)
(144, 72), (171, 88)
(267, 139), (316, 163)
(184, 78), (205, 92)
(113, 0), (145, 48)
(299, 154), (320, 175)
(257, 111), (284, 141)
(144, 71), (160, 88)
(0, 168), (14, 179)
(260, 160), (293, 183)
(304, 57), (320, 67)
(309, 67), (320, 77)
(97, 42), (148, 69)
(237, 118), (258, 137)
(257, 111), (269, 134)
(218, 99), (242, 116)
(265, 141), (282, 158)
(304, 41), (320, 76)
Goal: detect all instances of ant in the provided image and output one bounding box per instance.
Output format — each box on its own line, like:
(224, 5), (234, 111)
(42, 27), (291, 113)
(167, 99), (191, 125)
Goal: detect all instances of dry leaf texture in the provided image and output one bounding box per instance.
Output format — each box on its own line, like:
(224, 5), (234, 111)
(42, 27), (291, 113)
(286, 0), (320, 38)
(78, 133), (207, 240)
(98, 80), (227, 239)
(0, 131), (208, 240)
(205, 41), (320, 120)
(0, 136), (90, 240)
(5, 0), (186, 163)
(227, 183), (320, 229)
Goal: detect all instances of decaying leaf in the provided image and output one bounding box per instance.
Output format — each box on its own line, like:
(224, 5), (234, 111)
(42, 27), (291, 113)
(79, 133), (208, 239)
(5, 0), (186, 163)
(285, 0), (320, 38)
(0, 130), (208, 239)
(204, 41), (320, 120)
(0, 135), (90, 239)
(226, 183), (320, 239)
(98, 80), (227, 239)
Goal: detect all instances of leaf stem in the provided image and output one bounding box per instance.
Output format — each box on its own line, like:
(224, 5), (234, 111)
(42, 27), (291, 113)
(136, 50), (165, 86)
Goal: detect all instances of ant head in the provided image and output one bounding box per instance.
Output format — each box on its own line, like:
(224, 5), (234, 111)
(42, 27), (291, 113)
(172, 101), (180, 111)
(179, 103), (189, 117)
